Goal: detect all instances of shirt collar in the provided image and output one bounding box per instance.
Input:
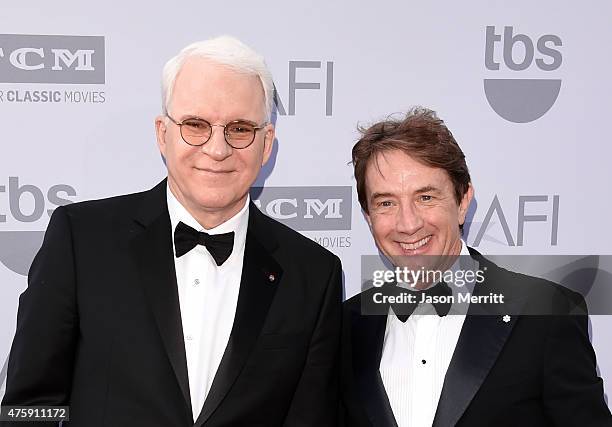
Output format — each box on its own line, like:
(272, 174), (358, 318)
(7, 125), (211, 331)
(459, 239), (469, 257)
(391, 240), (478, 318)
(429, 240), (479, 315)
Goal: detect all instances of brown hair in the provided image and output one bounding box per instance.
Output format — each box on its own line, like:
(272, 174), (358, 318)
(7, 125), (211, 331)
(352, 107), (471, 214)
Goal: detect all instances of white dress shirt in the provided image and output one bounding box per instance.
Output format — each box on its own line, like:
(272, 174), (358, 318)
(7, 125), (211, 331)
(379, 242), (477, 427)
(167, 187), (249, 421)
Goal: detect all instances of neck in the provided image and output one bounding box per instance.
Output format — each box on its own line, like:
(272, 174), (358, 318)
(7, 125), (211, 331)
(168, 182), (247, 230)
(404, 240), (463, 290)
(192, 202), (245, 229)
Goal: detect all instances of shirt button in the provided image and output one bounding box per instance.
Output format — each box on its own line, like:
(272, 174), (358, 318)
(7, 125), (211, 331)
(193, 279), (200, 286)
(421, 359), (427, 365)
(185, 335), (193, 341)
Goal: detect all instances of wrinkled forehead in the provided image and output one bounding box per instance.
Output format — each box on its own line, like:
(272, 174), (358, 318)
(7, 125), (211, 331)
(365, 149), (453, 194)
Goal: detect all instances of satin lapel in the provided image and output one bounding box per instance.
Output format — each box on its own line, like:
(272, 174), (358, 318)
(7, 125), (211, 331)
(351, 295), (398, 427)
(195, 205), (282, 426)
(130, 181), (192, 414)
(433, 253), (525, 427)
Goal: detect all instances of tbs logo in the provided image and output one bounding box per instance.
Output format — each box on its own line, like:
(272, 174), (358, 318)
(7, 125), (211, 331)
(0, 177), (76, 276)
(484, 26), (562, 123)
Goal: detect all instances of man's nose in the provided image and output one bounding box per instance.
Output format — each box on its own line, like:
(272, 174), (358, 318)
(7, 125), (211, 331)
(396, 202), (424, 235)
(200, 126), (233, 161)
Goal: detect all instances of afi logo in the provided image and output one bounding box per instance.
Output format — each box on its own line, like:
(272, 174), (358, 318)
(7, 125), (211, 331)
(274, 61), (334, 116)
(0, 34), (105, 84)
(468, 194), (560, 247)
(251, 186), (351, 231)
(484, 26), (562, 123)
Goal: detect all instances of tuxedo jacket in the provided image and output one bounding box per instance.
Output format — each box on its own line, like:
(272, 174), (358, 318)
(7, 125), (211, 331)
(341, 248), (612, 427)
(2, 180), (343, 427)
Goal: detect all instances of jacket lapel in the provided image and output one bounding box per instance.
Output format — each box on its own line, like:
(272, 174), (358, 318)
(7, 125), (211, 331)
(350, 292), (398, 427)
(433, 249), (525, 427)
(195, 203), (282, 426)
(130, 180), (192, 414)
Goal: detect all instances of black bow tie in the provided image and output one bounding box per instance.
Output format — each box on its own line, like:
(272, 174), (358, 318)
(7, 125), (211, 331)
(173, 221), (235, 266)
(389, 281), (453, 322)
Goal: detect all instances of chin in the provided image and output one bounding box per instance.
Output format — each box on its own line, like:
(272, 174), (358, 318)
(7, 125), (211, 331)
(195, 197), (234, 210)
(198, 192), (245, 209)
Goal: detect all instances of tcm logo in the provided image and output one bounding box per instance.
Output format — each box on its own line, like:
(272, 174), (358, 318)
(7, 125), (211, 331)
(274, 61), (334, 116)
(484, 26), (562, 123)
(0, 177), (76, 276)
(0, 34), (105, 84)
(251, 186), (351, 231)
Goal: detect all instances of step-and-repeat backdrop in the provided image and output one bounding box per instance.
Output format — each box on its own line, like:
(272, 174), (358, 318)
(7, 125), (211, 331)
(1, 1), (611, 405)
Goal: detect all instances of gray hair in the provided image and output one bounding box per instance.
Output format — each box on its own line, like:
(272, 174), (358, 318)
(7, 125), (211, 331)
(161, 35), (274, 122)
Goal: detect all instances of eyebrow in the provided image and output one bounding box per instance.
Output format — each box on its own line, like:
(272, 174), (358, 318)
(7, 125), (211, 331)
(179, 115), (258, 125)
(369, 186), (442, 202)
(177, 113), (204, 120)
(415, 185), (441, 194)
(369, 192), (396, 202)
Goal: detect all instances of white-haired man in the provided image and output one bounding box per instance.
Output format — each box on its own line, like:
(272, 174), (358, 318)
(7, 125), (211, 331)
(2, 36), (342, 427)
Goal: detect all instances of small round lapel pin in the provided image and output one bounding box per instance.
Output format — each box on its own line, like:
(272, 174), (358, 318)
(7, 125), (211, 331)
(268, 273), (276, 283)
(502, 315), (511, 323)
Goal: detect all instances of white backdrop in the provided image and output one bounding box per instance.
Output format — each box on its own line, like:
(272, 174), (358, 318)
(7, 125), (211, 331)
(1, 1), (610, 406)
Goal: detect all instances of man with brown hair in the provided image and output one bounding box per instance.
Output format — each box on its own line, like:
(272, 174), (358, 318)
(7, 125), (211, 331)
(341, 107), (611, 426)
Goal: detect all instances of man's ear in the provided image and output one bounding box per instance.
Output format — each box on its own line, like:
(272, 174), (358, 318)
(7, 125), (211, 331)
(155, 115), (168, 157)
(261, 124), (275, 166)
(458, 183), (474, 226)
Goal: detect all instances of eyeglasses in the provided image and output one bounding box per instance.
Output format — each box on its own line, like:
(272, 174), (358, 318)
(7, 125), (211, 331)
(166, 114), (267, 149)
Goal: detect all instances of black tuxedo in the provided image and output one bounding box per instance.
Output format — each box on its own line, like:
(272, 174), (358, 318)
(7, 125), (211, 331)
(341, 248), (612, 427)
(2, 180), (343, 427)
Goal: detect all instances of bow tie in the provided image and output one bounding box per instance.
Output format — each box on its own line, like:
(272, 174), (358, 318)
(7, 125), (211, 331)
(173, 221), (235, 266)
(388, 281), (453, 322)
